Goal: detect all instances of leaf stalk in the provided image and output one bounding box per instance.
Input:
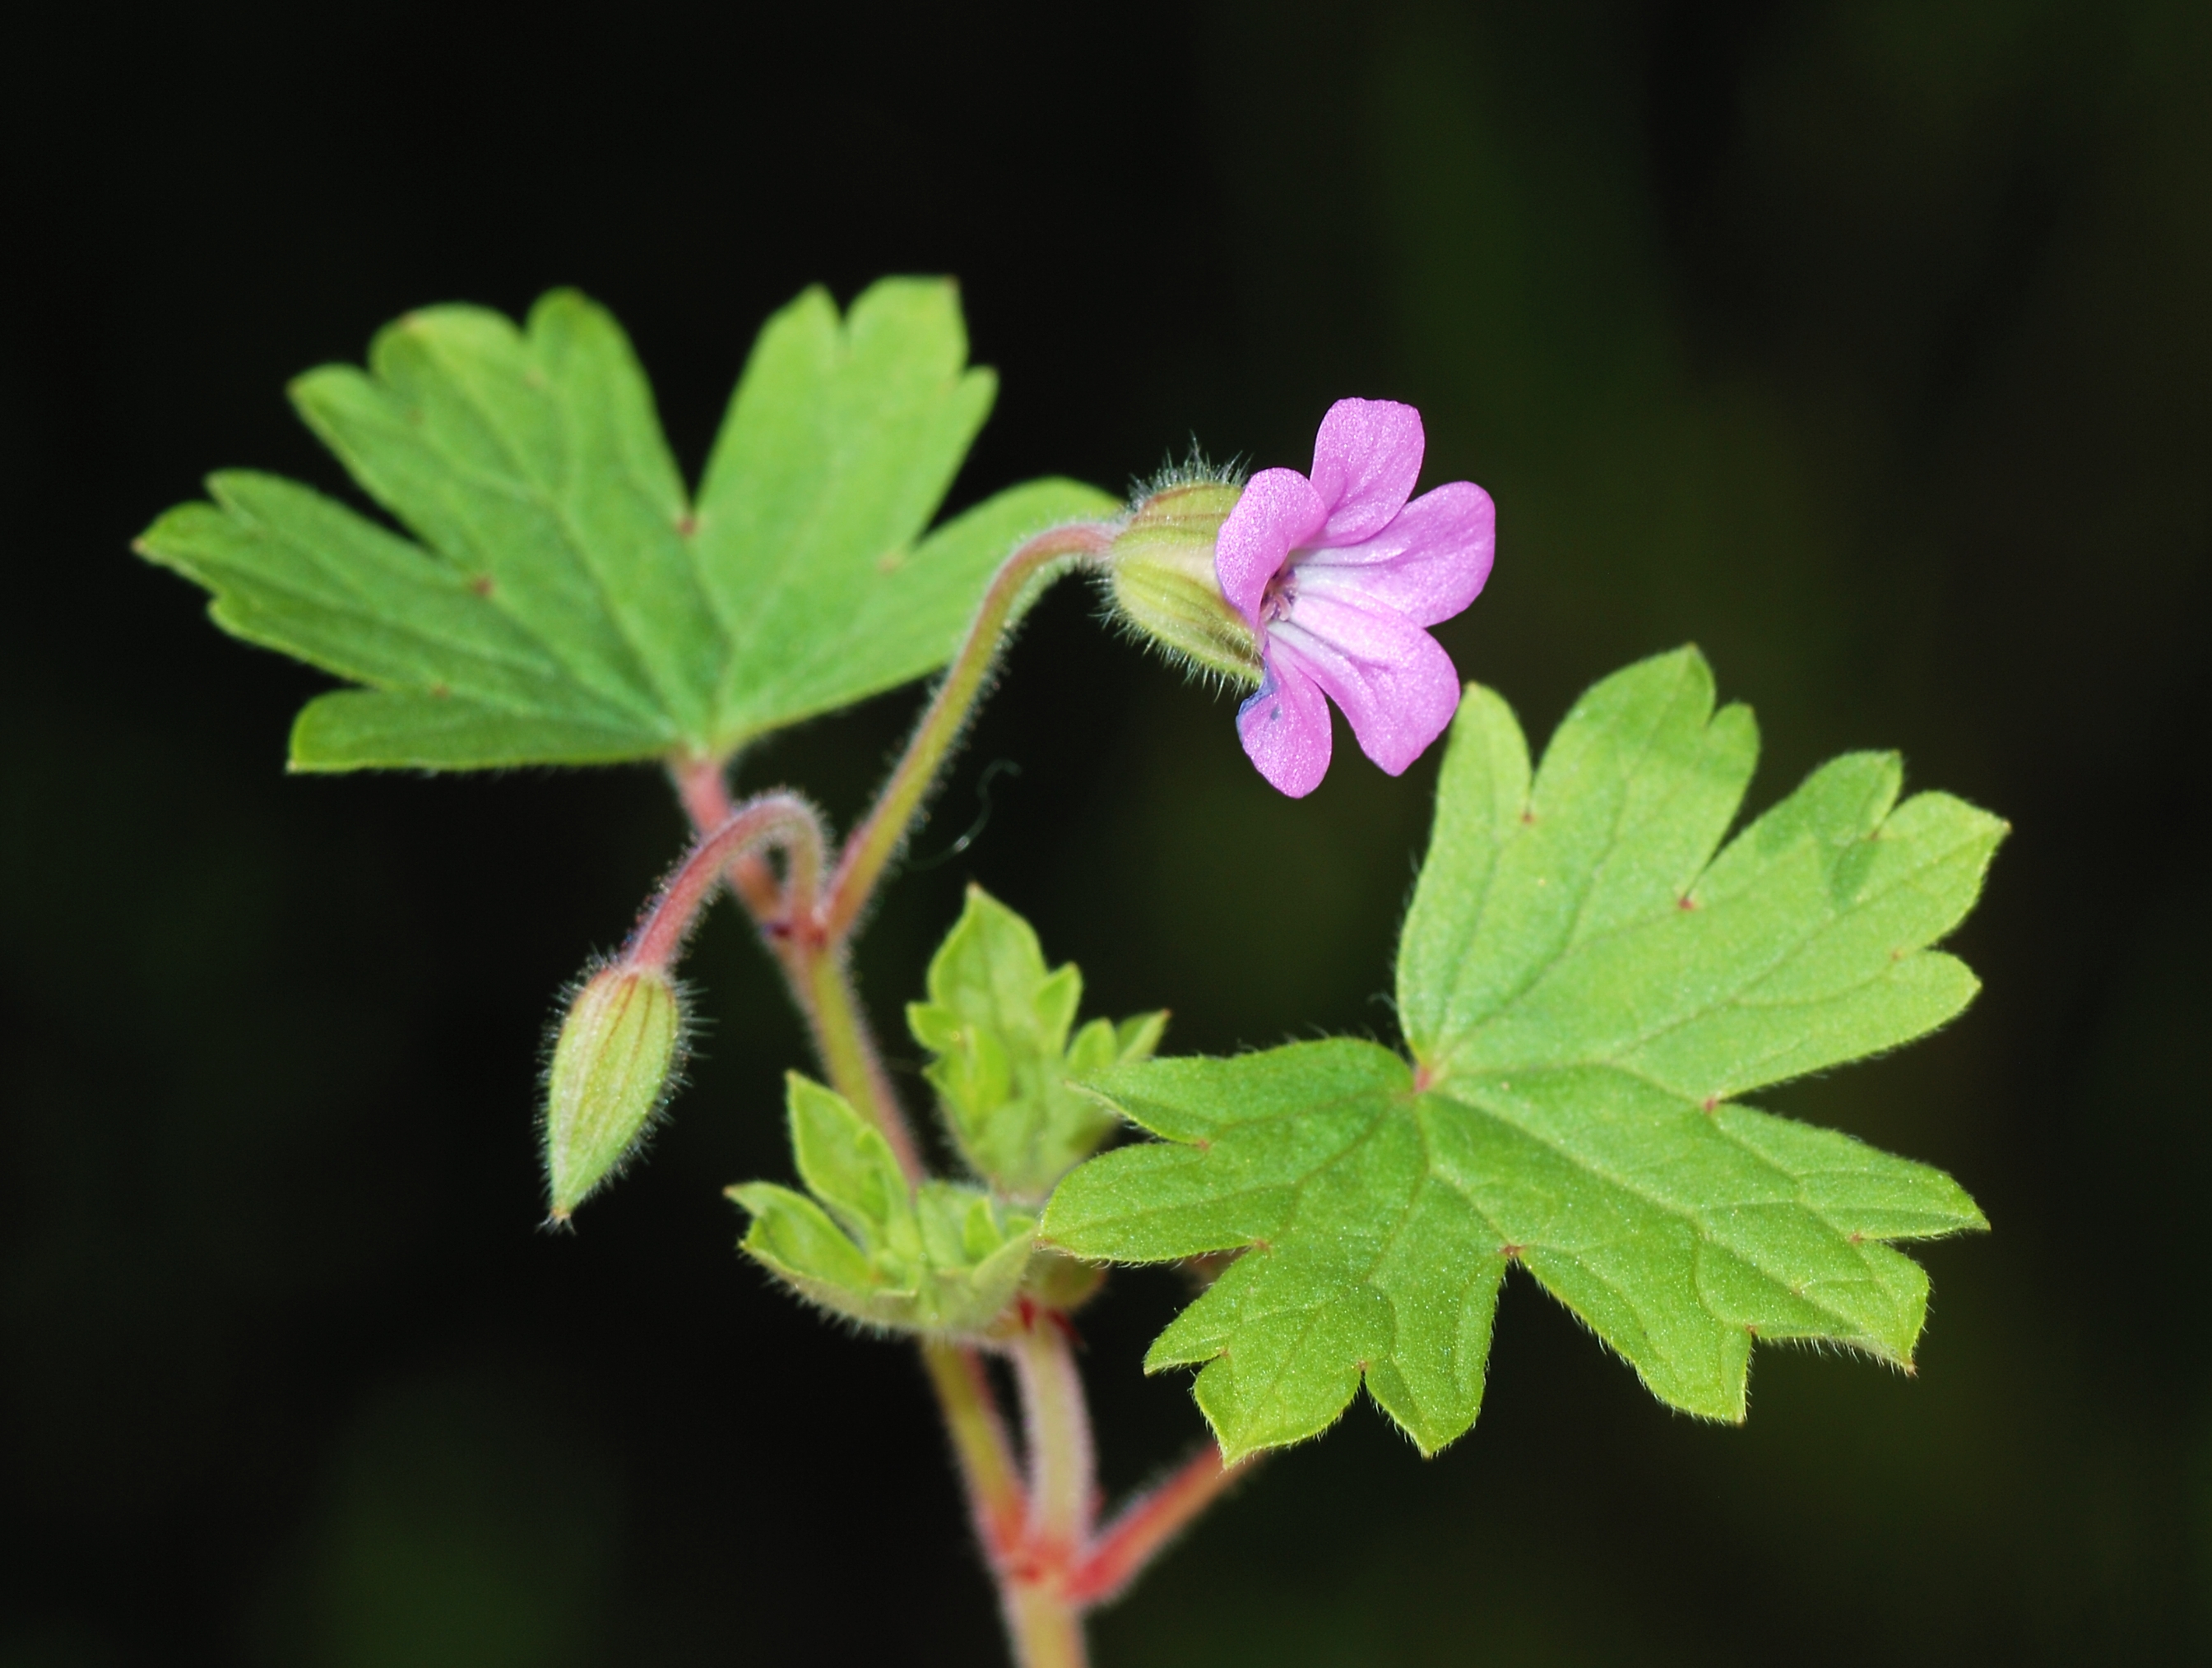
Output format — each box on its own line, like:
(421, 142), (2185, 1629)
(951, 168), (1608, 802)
(1066, 1447), (1254, 1607)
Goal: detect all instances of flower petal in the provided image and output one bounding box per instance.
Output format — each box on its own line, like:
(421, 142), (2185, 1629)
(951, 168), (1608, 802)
(1309, 398), (1425, 545)
(1295, 481), (1496, 628)
(1216, 468), (1327, 623)
(1271, 591), (1463, 776)
(1236, 654), (1334, 798)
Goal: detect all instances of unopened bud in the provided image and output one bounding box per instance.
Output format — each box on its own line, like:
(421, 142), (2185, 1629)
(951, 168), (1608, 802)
(1106, 480), (1262, 688)
(543, 962), (684, 1221)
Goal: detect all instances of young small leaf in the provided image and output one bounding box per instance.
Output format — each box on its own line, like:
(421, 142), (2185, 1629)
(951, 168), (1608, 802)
(1044, 648), (1999, 1463)
(729, 1073), (1035, 1337)
(136, 282), (1116, 771)
(907, 886), (1166, 1201)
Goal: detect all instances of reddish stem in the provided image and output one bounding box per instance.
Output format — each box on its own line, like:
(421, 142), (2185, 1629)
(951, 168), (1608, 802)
(667, 772), (924, 1182)
(794, 943), (927, 1181)
(1066, 1447), (1255, 1608)
(628, 793), (823, 971)
(669, 757), (782, 922)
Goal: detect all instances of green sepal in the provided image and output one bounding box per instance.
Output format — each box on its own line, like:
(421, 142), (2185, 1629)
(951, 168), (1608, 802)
(135, 282), (1116, 771)
(1104, 479), (1260, 688)
(728, 1073), (1035, 1337)
(1043, 649), (2000, 1464)
(542, 963), (684, 1221)
(907, 886), (1166, 1201)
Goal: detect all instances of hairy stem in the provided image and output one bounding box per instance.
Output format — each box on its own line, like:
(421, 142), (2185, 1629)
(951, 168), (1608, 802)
(661, 770), (921, 1172)
(628, 793), (823, 970)
(668, 763), (1026, 1655)
(668, 757), (781, 921)
(1069, 1448), (1253, 1607)
(923, 1340), (1027, 1556)
(1011, 1310), (1095, 1561)
(995, 1306), (1097, 1667)
(823, 522), (1113, 941)
(1003, 1586), (1087, 1668)
(792, 941), (924, 1181)
(657, 523), (1264, 1668)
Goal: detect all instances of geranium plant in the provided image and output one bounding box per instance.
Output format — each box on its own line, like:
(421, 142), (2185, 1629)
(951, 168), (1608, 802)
(137, 279), (2001, 1667)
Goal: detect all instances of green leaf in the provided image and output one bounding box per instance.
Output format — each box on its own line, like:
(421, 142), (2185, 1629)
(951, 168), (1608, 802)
(135, 282), (1118, 770)
(907, 886), (1166, 1201)
(728, 1073), (1036, 1337)
(1043, 648), (2001, 1463)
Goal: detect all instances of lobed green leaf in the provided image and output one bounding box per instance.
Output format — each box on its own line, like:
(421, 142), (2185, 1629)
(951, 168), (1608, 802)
(1045, 648), (2000, 1462)
(907, 886), (1165, 1201)
(136, 282), (1117, 770)
(729, 1074), (1035, 1337)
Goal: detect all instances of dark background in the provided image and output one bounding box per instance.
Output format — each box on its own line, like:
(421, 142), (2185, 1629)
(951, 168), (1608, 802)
(5, 1), (2209, 1662)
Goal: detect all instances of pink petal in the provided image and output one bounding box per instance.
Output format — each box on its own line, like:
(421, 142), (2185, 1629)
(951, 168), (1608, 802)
(1295, 481), (1496, 628)
(1216, 468), (1327, 623)
(1236, 654), (1334, 798)
(1270, 591), (1463, 776)
(1308, 398), (1425, 546)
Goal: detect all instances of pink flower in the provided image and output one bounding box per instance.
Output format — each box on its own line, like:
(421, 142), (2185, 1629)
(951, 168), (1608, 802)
(1215, 399), (1496, 798)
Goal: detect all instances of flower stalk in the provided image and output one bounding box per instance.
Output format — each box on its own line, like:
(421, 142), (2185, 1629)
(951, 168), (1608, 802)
(628, 792), (824, 971)
(823, 522), (1115, 942)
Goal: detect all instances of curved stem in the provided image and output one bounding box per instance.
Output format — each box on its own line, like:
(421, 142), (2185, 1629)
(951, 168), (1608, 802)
(628, 793), (823, 970)
(823, 522), (1112, 941)
(661, 773), (920, 1173)
(669, 756), (782, 922)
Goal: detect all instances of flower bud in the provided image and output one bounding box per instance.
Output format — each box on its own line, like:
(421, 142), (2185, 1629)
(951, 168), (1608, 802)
(1106, 480), (1262, 688)
(543, 962), (684, 1221)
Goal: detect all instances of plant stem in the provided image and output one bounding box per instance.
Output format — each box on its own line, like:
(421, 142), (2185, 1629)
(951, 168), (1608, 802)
(999, 1307), (1097, 1667)
(823, 522), (1113, 941)
(792, 940), (925, 1181)
(628, 793), (823, 970)
(661, 523), (1257, 1668)
(1069, 1448), (1254, 1607)
(667, 746), (1026, 1654)
(1010, 1309), (1095, 1559)
(660, 767), (920, 1174)
(669, 757), (782, 921)
(923, 1340), (1027, 1555)
(1002, 1584), (1087, 1668)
